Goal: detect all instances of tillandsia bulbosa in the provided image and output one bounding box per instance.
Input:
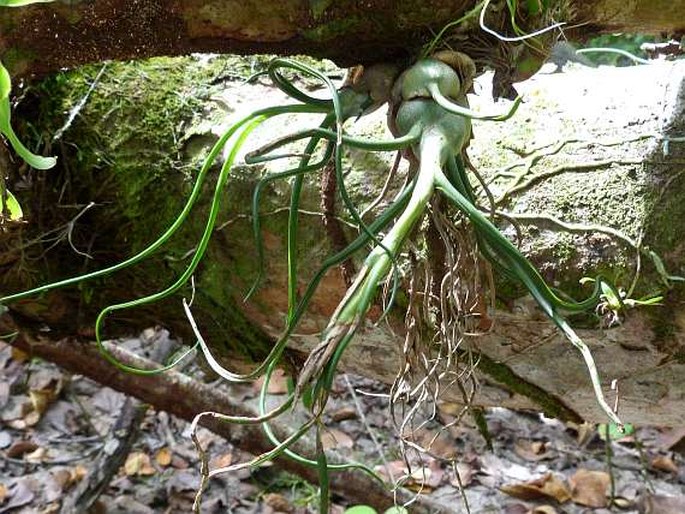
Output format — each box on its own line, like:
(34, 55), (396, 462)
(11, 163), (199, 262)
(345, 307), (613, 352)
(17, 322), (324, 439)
(290, 54), (622, 425)
(1, 50), (634, 511)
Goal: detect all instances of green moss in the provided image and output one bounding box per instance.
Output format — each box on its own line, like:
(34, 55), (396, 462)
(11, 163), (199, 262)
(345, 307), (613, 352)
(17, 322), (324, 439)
(302, 16), (362, 42)
(644, 171), (685, 262)
(30, 56), (232, 250)
(10, 55), (290, 361)
(550, 232), (577, 262)
(1, 48), (36, 76)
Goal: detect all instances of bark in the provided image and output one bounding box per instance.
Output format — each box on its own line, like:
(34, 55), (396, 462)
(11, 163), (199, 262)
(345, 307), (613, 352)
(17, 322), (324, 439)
(1, 55), (685, 425)
(1, 0), (684, 78)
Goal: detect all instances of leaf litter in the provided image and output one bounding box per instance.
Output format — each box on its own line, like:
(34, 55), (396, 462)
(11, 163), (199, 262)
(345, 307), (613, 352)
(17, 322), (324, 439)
(1, 333), (684, 513)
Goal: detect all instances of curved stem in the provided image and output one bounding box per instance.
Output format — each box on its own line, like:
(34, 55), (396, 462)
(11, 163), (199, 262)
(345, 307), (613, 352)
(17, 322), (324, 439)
(479, 0), (565, 42)
(434, 169), (622, 424)
(577, 47), (650, 65)
(307, 129), (445, 408)
(428, 83), (522, 121)
(91, 118), (264, 374)
(246, 125), (421, 162)
(0, 104), (324, 306)
(257, 361), (383, 480)
(0, 96), (56, 170)
(216, 185), (412, 383)
(246, 142), (334, 301)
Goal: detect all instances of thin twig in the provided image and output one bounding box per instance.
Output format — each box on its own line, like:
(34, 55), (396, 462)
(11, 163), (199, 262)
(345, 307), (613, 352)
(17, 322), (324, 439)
(53, 63), (108, 142)
(496, 159), (644, 203)
(479, 0), (565, 42)
(343, 374), (395, 485)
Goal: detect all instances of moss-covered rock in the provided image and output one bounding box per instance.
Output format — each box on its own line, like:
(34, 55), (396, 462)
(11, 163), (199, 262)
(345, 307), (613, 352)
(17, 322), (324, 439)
(4, 55), (685, 423)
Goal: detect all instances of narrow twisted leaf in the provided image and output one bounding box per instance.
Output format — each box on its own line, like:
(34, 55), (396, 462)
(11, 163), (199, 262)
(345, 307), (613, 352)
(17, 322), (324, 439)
(0, 188), (23, 220)
(0, 62), (56, 170)
(0, 0), (53, 5)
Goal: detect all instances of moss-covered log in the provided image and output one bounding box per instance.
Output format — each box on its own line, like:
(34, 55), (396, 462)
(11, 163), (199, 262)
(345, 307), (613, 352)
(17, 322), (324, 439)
(2, 0), (685, 79)
(2, 56), (685, 425)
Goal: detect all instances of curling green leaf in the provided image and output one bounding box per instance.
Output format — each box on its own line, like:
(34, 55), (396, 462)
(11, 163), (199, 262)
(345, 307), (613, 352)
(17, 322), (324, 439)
(0, 62), (56, 170)
(0, 63), (10, 99)
(0, 0), (53, 6)
(0, 188), (23, 220)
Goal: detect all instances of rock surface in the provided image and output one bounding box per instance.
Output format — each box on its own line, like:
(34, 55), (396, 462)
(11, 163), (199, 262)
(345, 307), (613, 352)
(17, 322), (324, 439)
(2, 56), (685, 425)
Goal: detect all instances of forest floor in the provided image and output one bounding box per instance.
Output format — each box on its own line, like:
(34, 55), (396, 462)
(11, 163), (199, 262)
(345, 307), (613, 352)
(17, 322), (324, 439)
(1, 329), (685, 514)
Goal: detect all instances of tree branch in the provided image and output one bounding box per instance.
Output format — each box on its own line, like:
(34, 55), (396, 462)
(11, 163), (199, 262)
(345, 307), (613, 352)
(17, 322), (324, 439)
(2, 0), (684, 78)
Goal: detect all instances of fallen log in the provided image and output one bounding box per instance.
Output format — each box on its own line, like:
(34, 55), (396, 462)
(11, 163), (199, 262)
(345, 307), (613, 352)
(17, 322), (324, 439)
(2, 0), (684, 78)
(0, 318), (450, 513)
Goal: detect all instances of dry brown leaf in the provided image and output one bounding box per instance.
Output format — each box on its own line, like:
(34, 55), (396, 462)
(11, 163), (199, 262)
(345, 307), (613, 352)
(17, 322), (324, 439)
(23, 410), (41, 427)
(425, 460), (445, 488)
(450, 462), (475, 488)
(375, 460), (408, 482)
(50, 469), (74, 491)
(656, 427), (685, 453)
(375, 460), (442, 491)
(637, 493), (685, 514)
(6, 440), (38, 459)
(503, 504), (528, 514)
(405, 467), (434, 493)
(124, 452), (156, 476)
(171, 455), (189, 469)
(330, 406), (357, 422)
(25, 447), (48, 463)
(404, 461), (444, 491)
(262, 492), (294, 513)
(0, 482), (7, 502)
(253, 368), (289, 395)
(529, 506), (558, 514)
(651, 455), (679, 473)
(413, 428), (458, 459)
(29, 390), (53, 416)
(514, 439), (551, 462)
(500, 473), (571, 503)
(73, 465), (88, 482)
(569, 469), (609, 508)
(10, 347), (29, 363)
(210, 452), (233, 470)
(155, 447), (172, 467)
(320, 428), (354, 451)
